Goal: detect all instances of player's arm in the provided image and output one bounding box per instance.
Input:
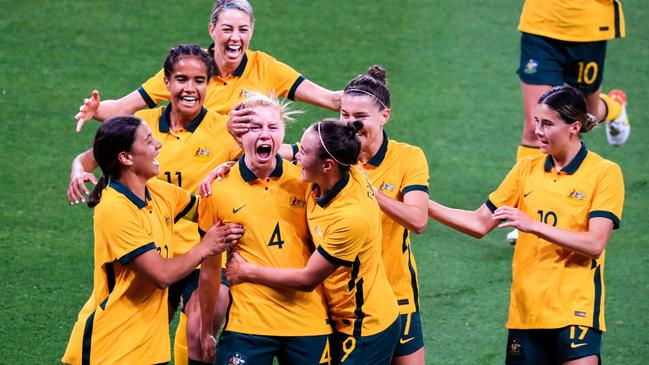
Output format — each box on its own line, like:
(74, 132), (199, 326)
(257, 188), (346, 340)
(131, 222), (240, 289)
(375, 190), (428, 234)
(294, 80), (342, 111)
(68, 148), (98, 204)
(428, 200), (499, 238)
(75, 90), (147, 132)
(226, 250), (336, 292)
(493, 207), (614, 258)
(198, 251), (222, 361)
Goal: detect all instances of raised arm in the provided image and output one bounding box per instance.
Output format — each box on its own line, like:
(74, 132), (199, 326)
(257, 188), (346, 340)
(375, 190), (428, 234)
(75, 90), (147, 132)
(226, 250), (336, 292)
(294, 80), (342, 111)
(68, 148), (98, 204)
(428, 200), (499, 239)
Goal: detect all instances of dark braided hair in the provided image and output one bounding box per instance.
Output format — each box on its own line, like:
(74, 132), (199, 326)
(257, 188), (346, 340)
(87, 116), (142, 208)
(163, 44), (215, 78)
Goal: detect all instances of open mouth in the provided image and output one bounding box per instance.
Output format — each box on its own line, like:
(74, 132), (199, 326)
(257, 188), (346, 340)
(225, 44), (241, 58)
(256, 144), (272, 159)
(179, 95), (198, 107)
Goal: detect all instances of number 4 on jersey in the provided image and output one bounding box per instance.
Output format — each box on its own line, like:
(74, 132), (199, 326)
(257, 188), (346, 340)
(268, 222), (285, 249)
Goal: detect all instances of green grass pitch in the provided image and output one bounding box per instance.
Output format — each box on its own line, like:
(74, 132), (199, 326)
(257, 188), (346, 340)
(1, 0), (647, 363)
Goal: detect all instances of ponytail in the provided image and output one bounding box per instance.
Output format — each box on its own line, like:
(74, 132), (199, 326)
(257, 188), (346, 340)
(87, 175), (109, 208)
(311, 118), (363, 175)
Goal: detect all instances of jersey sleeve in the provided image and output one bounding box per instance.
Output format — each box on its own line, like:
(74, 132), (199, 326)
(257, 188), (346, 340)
(316, 216), (368, 267)
(101, 204), (157, 265)
(588, 162), (624, 229)
(149, 179), (197, 223)
(138, 68), (169, 108)
(486, 161), (524, 212)
(401, 146), (429, 195)
(262, 53), (304, 100)
(197, 193), (219, 236)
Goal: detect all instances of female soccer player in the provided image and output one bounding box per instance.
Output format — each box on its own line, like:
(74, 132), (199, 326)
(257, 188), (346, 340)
(197, 93), (331, 365)
(67, 44), (242, 365)
(339, 65), (429, 365)
(226, 119), (401, 365)
(73, 0), (340, 132)
(428, 86), (624, 364)
(216, 66), (430, 364)
(61, 116), (242, 365)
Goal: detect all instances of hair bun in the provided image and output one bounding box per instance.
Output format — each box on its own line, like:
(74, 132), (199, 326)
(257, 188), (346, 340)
(367, 65), (387, 84)
(349, 120), (364, 133)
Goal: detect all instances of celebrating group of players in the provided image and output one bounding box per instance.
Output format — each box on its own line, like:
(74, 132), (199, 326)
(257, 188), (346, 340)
(61, 1), (627, 364)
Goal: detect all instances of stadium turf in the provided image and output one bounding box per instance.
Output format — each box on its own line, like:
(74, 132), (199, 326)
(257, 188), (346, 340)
(1, 0), (647, 363)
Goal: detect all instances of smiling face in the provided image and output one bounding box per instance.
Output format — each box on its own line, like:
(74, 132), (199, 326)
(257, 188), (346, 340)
(340, 94), (389, 150)
(208, 9), (253, 72)
(534, 103), (581, 155)
(240, 104), (284, 170)
(165, 56), (209, 119)
(122, 123), (162, 180)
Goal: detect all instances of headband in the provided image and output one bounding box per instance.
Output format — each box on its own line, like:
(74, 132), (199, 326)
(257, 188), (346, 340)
(344, 88), (388, 110)
(317, 122), (350, 166)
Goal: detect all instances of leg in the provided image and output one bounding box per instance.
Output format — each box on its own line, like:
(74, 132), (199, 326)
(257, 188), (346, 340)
(556, 325), (602, 365)
(520, 82), (553, 148)
(563, 355), (599, 365)
(391, 312), (425, 365)
(174, 313), (189, 365)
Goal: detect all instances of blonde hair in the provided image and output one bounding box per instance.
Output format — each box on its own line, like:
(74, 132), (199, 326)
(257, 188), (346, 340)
(240, 91), (303, 124)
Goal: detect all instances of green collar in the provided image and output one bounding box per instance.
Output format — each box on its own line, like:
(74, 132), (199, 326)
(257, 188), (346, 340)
(109, 180), (151, 209)
(544, 142), (588, 175)
(158, 105), (208, 133)
(239, 154), (284, 182)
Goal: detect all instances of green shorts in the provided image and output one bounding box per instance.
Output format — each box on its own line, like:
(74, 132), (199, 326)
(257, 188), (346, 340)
(330, 317), (400, 365)
(506, 325), (602, 364)
(394, 311), (424, 356)
(518, 32), (607, 95)
(215, 331), (330, 365)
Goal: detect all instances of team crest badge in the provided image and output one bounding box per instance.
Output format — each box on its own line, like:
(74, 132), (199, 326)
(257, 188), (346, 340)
(314, 225), (323, 237)
(239, 89), (254, 99)
(379, 182), (396, 192)
(227, 352), (247, 365)
(567, 189), (586, 201)
(165, 216), (171, 226)
(290, 196), (306, 207)
(523, 59), (538, 74)
(193, 147), (212, 162)
(508, 338), (522, 356)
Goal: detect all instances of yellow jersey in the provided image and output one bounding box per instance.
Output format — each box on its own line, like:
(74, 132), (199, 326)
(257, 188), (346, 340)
(487, 144), (624, 331)
(197, 155), (331, 336)
(138, 46), (304, 115)
(62, 178), (197, 365)
(308, 166), (399, 336)
(519, 0), (625, 42)
(136, 106), (241, 257)
(360, 133), (429, 314)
